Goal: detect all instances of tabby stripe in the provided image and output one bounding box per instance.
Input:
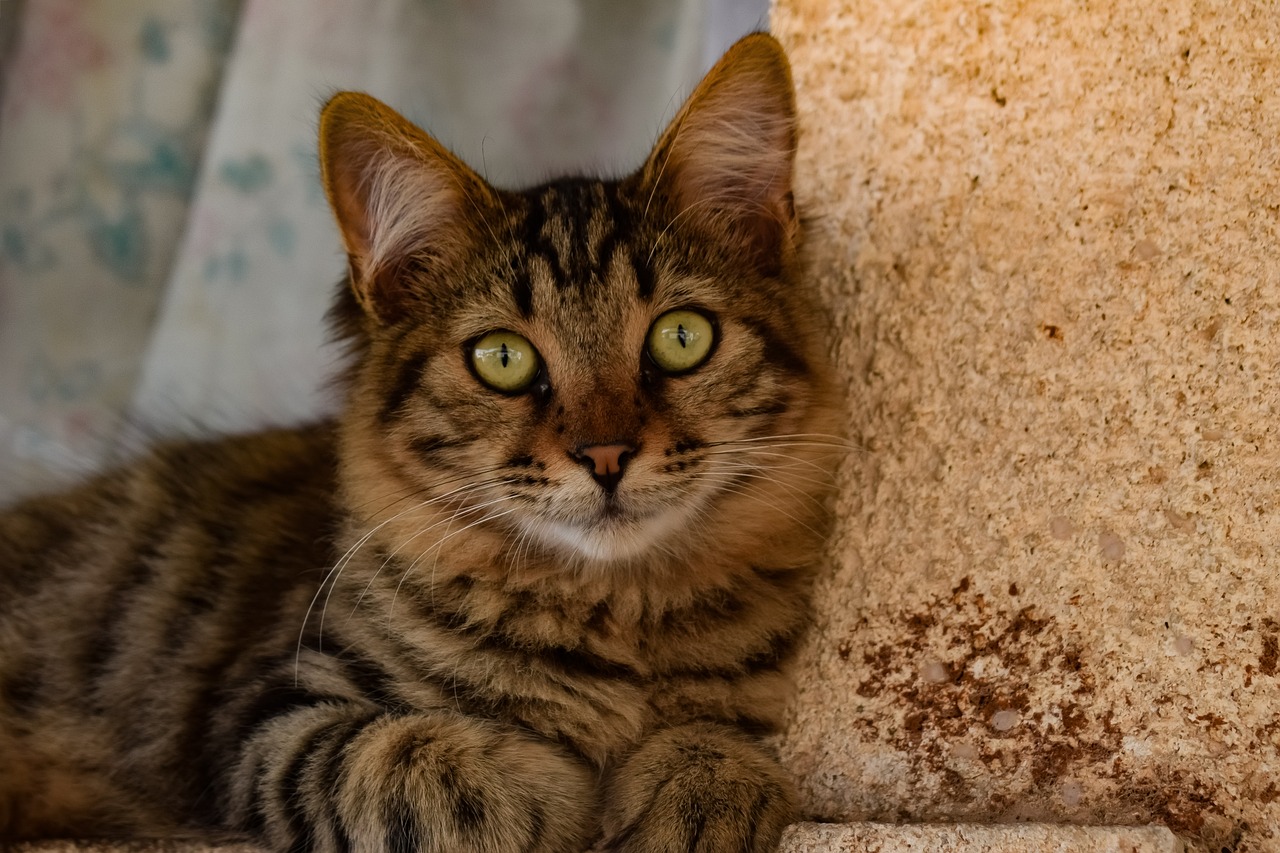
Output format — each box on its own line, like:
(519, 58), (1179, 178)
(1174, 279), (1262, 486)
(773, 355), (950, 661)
(593, 183), (625, 281)
(405, 596), (640, 680)
(607, 767), (680, 849)
(336, 651), (401, 708)
(659, 589), (746, 631)
(379, 351), (429, 422)
(222, 455), (321, 503)
(0, 667), (40, 714)
(749, 320), (811, 377)
(317, 730), (357, 853)
(85, 515), (171, 687)
(686, 803), (708, 850)
(234, 684), (346, 741)
(277, 722), (342, 853)
(743, 787), (776, 844)
(511, 268), (535, 317)
(252, 711), (375, 851)
(751, 565), (811, 598)
(551, 180), (597, 288)
(441, 763), (488, 833)
(0, 502), (78, 600)
(741, 627), (804, 672)
(521, 192), (568, 288)
(667, 627), (802, 681)
(409, 434), (461, 462)
(241, 776), (269, 841)
(525, 801), (547, 853)
(386, 790), (428, 853)
(632, 250), (656, 299)
(729, 400), (789, 418)
(184, 669), (243, 823)
(727, 712), (783, 738)
(537, 641), (639, 680)
(433, 672), (511, 722)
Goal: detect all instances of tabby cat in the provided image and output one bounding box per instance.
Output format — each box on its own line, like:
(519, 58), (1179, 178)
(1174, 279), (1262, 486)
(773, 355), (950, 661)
(0, 33), (839, 853)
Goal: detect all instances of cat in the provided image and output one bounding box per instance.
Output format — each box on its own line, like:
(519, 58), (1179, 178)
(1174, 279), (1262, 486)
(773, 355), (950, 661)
(0, 33), (840, 853)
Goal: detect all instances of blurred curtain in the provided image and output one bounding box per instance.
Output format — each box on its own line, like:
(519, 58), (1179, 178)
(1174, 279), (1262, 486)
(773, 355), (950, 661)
(0, 0), (768, 501)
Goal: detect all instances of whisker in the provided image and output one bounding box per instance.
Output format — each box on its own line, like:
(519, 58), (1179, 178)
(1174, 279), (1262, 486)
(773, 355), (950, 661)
(391, 503), (521, 622)
(701, 448), (834, 476)
(702, 436), (861, 453)
(345, 479), (517, 625)
(684, 470), (827, 540)
(703, 459), (836, 493)
(691, 465), (831, 510)
(298, 471), (513, 679)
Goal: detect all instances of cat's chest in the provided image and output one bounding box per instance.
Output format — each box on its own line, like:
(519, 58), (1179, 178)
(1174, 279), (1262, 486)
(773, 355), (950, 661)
(335, 554), (804, 762)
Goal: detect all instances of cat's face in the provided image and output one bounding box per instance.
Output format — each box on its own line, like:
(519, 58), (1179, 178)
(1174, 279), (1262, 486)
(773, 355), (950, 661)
(322, 36), (836, 568)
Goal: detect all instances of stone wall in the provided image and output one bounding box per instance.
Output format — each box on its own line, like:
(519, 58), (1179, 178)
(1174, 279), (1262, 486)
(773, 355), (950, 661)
(771, 2), (1280, 850)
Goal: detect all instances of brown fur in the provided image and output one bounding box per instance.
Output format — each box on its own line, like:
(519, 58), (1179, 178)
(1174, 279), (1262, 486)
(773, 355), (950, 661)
(0, 34), (841, 852)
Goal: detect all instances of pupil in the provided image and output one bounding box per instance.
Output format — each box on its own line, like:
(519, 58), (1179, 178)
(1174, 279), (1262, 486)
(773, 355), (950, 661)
(500, 342), (509, 367)
(677, 324), (688, 348)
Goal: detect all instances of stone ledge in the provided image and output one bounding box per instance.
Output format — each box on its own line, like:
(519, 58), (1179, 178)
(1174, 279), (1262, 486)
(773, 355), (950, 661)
(5, 822), (1183, 852)
(782, 822), (1183, 851)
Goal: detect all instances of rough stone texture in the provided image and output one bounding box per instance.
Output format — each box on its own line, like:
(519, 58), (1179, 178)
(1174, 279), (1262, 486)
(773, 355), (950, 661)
(781, 822), (1183, 852)
(770, 1), (1280, 851)
(6, 823), (1184, 853)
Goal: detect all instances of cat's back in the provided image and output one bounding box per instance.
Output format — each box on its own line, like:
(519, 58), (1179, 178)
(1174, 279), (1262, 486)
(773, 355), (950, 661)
(0, 423), (340, 837)
(1, 423), (339, 598)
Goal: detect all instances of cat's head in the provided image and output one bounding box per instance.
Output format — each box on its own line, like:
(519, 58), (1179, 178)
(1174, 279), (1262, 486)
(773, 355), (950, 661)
(320, 34), (839, 571)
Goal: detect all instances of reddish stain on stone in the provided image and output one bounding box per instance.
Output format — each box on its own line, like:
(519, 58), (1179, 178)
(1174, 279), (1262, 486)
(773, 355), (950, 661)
(1260, 629), (1278, 677)
(843, 577), (1240, 847)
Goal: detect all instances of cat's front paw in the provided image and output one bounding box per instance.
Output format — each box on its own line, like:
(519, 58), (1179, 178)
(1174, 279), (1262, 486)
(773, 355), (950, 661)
(332, 713), (595, 853)
(601, 723), (796, 853)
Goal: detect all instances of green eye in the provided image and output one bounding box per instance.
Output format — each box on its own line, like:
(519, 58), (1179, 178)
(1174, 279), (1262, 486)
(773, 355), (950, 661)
(647, 309), (715, 374)
(471, 330), (540, 393)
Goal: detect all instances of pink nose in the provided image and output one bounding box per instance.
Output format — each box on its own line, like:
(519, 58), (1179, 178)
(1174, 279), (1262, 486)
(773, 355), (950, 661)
(571, 443), (636, 492)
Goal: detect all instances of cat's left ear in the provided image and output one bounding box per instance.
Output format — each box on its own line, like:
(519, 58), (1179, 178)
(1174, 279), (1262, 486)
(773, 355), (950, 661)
(319, 92), (498, 323)
(638, 33), (798, 274)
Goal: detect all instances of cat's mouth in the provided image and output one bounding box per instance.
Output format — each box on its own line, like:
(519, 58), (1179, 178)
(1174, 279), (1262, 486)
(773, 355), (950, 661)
(523, 496), (699, 563)
(598, 494), (626, 519)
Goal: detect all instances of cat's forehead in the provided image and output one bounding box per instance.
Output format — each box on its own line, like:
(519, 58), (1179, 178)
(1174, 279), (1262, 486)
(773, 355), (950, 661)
(503, 177), (656, 317)
(449, 175), (741, 362)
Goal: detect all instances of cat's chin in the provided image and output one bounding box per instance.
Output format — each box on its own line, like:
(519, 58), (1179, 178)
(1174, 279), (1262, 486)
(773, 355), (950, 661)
(523, 502), (696, 564)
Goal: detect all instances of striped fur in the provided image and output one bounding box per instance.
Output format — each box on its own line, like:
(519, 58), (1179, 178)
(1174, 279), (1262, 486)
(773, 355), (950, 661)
(0, 34), (839, 852)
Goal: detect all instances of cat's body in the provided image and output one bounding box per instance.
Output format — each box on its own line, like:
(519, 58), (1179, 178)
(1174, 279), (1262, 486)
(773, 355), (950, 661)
(0, 35), (839, 852)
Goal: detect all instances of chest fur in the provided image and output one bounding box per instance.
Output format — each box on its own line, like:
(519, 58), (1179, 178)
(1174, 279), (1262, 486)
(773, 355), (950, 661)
(331, 564), (809, 766)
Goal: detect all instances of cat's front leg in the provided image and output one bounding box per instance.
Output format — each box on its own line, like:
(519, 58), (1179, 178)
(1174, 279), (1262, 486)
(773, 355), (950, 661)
(227, 704), (596, 853)
(600, 722), (797, 853)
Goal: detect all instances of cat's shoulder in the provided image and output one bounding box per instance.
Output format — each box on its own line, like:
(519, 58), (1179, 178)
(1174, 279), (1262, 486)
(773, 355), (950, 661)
(2, 422), (338, 524)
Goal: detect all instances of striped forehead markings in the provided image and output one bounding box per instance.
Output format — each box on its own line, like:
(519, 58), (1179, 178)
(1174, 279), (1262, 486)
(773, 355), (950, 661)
(511, 180), (653, 309)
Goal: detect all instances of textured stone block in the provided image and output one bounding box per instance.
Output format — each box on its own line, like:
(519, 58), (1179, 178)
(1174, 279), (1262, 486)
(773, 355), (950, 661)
(770, 1), (1280, 851)
(782, 822), (1184, 852)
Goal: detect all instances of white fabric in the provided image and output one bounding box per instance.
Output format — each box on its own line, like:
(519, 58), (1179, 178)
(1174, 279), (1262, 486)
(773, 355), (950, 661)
(0, 0), (768, 502)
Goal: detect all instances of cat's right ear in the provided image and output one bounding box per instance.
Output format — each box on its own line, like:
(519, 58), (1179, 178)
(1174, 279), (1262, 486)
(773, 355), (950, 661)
(319, 92), (496, 323)
(636, 33), (798, 276)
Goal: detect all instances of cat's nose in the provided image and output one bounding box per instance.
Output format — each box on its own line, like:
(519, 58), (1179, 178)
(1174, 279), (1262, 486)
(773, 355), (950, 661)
(570, 443), (636, 493)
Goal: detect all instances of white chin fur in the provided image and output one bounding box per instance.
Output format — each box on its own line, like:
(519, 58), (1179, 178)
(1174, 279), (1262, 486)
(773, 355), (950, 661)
(526, 502), (696, 563)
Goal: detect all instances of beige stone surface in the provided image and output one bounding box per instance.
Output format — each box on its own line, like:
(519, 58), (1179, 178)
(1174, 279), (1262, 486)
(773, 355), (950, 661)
(782, 822), (1183, 852)
(770, 1), (1280, 851)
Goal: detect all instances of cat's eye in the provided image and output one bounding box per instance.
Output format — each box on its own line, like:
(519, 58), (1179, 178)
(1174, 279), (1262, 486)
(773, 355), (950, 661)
(647, 309), (715, 374)
(470, 330), (541, 393)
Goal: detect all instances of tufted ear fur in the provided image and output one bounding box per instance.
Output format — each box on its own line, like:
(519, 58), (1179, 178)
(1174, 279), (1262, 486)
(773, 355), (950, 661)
(638, 33), (798, 275)
(319, 92), (498, 323)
